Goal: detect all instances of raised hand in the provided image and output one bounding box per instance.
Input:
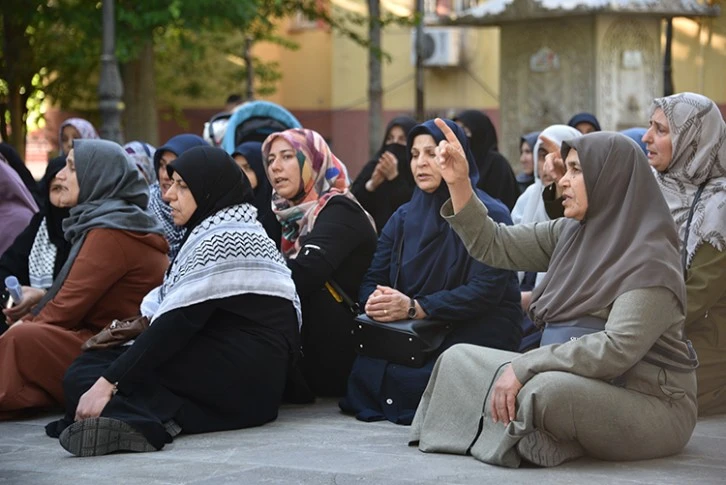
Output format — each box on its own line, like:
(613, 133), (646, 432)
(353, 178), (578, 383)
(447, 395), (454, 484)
(378, 151), (399, 181)
(540, 135), (565, 184)
(434, 118), (474, 213)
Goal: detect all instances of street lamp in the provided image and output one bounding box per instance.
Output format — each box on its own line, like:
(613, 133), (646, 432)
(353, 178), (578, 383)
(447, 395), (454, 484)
(99, 0), (124, 143)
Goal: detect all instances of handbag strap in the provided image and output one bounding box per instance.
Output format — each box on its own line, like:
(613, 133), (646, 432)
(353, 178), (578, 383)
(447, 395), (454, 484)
(681, 181), (707, 274)
(392, 236), (404, 290)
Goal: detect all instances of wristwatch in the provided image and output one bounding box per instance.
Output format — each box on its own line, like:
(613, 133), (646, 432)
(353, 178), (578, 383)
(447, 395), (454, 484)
(408, 298), (417, 319)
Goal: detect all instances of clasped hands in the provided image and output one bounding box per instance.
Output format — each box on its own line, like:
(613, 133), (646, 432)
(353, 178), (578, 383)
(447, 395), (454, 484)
(365, 285), (413, 323)
(366, 151), (399, 191)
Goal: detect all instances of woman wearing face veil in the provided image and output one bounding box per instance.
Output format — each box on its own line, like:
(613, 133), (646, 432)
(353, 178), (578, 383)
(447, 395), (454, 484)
(0, 140), (168, 419)
(50, 146), (301, 457)
(0, 156), (71, 329)
(410, 126), (697, 468)
(351, 116), (418, 233)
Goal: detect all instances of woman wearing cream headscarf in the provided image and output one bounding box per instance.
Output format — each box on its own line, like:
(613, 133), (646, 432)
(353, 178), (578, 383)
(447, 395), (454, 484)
(644, 92), (726, 416)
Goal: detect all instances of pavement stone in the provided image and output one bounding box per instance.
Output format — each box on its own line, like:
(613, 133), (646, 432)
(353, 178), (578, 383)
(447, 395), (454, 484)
(1, 399), (725, 484)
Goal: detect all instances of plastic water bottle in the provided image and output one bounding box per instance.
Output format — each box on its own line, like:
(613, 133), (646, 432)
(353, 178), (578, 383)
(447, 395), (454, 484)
(4, 276), (23, 304)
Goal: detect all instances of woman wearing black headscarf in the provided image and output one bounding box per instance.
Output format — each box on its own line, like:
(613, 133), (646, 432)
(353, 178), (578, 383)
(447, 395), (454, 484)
(0, 142), (41, 206)
(352, 116), (418, 232)
(0, 156), (71, 322)
(50, 146), (301, 457)
(454, 110), (519, 210)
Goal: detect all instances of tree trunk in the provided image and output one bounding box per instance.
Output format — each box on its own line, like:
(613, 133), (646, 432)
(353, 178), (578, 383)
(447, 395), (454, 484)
(7, 85), (27, 158)
(122, 38), (158, 145)
(244, 36), (254, 101)
(367, 0), (383, 159)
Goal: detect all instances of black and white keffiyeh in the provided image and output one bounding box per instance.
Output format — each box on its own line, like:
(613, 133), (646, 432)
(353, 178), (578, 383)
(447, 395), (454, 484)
(28, 217), (57, 289)
(148, 182), (185, 261)
(140, 203), (301, 326)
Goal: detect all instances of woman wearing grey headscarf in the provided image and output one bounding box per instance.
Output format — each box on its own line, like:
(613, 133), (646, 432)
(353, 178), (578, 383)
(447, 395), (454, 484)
(409, 121), (696, 468)
(0, 139), (169, 419)
(644, 92), (726, 416)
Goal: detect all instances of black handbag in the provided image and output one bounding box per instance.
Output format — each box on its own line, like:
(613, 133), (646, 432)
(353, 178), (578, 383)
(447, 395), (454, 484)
(333, 238), (452, 368)
(353, 314), (451, 368)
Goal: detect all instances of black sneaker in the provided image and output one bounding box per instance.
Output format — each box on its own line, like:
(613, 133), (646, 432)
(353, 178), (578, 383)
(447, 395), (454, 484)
(59, 417), (157, 457)
(516, 429), (584, 467)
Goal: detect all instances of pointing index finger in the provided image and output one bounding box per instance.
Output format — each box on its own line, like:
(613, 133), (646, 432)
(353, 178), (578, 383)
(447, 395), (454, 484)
(538, 135), (561, 156)
(434, 118), (461, 146)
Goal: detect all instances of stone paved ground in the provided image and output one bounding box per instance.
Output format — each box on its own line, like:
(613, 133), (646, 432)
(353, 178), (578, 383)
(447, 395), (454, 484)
(1, 399), (725, 484)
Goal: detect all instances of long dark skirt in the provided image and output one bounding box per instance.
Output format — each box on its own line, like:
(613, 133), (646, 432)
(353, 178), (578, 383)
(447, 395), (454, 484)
(47, 329), (290, 449)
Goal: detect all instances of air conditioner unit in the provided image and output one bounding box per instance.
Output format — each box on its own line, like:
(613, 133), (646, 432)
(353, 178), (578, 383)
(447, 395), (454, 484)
(411, 28), (463, 68)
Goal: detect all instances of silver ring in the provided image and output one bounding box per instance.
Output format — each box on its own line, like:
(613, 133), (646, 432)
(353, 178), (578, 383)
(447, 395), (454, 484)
(384, 309), (388, 315)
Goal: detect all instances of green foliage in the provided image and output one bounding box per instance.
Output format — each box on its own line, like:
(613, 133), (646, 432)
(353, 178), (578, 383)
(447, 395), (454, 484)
(0, 0), (414, 141)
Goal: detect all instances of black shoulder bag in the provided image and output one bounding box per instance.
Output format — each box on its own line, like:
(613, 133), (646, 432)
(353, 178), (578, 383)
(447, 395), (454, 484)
(335, 238), (452, 368)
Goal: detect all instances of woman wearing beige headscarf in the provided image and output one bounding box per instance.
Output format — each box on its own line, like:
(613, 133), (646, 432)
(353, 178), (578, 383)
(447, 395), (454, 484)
(643, 92), (726, 416)
(409, 121), (697, 468)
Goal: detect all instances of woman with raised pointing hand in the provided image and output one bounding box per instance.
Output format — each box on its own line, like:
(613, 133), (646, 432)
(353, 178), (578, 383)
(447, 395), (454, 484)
(409, 119), (697, 468)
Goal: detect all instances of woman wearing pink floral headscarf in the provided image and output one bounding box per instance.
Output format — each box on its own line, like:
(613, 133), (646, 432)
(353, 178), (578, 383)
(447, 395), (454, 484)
(58, 118), (99, 155)
(263, 128), (377, 398)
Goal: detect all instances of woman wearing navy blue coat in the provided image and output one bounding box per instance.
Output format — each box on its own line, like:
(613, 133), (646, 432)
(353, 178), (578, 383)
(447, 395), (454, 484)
(340, 119), (522, 425)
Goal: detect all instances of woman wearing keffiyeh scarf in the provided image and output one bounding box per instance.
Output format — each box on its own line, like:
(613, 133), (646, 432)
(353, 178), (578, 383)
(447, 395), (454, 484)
(262, 128), (378, 397)
(644, 92), (726, 416)
(50, 146), (301, 457)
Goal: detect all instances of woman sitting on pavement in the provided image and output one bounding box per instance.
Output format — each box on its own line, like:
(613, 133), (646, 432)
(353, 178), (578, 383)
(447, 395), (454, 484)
(0, 140), (168, 419)
(643, 92), (726, 416)
(351, 116), (418, 233)
(263, 128), (378, 398)
(0, 156), (71, 333)
(340, 119), (522, 425)
(410, 122), (697, 467)
(148, 134), (208, 261)
(48, 146), (301, 456)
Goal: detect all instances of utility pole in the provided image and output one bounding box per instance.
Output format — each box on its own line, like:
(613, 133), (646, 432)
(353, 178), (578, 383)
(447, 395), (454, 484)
(99, 0), (124, 143)
(663, 18), (675, 96)
(415, 0), (425, 121)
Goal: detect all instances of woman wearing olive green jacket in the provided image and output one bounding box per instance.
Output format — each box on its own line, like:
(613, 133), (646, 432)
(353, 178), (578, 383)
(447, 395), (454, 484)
(643, 92), (726, 417)
(409, 122), (697, 468)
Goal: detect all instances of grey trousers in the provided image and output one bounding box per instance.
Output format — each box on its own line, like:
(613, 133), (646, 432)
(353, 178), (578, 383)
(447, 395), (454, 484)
(410, 344), (697, 468)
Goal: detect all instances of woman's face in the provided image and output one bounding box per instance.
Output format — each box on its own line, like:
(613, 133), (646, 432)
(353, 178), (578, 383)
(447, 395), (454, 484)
(519, 141), (534, 175)
(557, 148), (588, 221)
(165, 171), (198, 226)
(61, 125), (81, 155)
(266, 137), (302, 201)
(642, 108), (673, 173)
(55, 150), (81, 208)
(410, 134), (443, 193)
(574, 122), (597, 135)
(157, 151), (177, 198)
(233, 154), (258, 190)
(537, 148), (554, 185)
(48, 177), (65, 208)
(384, 125), (407, 146)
